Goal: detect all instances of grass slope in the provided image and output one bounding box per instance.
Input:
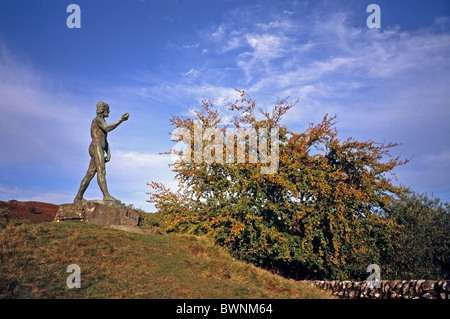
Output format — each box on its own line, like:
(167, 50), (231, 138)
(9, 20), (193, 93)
(0, 221), (332, 299)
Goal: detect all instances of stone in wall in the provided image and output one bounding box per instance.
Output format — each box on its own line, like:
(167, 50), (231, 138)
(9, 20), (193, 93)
(309, 279), (450, 299)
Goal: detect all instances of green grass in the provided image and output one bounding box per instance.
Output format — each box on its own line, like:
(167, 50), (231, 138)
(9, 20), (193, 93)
(0, 221), (332, 299)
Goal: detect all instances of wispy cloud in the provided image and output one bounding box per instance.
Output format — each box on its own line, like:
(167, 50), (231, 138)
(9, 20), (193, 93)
(183, 43), (200, 49)
(107, 150), (176, 210)
(0, 44), (89, 168)
(106, 81), (241, 112)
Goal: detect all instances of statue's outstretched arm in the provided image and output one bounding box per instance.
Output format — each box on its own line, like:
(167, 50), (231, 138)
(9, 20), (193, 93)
(104, 113), (130, 132)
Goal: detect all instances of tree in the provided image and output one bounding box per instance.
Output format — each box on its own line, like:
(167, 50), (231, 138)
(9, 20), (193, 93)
(383, 191), (450, 280)
(148, 91), (408, 280)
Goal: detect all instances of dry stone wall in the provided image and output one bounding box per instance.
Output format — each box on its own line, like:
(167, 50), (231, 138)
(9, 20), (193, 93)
(310, 279), (450, 299)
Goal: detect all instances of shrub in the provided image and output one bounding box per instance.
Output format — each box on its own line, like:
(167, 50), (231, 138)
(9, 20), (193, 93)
(148, 91), (409, 280)
(0, 208), (9, 229)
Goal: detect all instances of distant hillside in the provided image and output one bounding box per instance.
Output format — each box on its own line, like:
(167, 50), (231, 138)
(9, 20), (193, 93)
(0, 200), (58, 223)
(0, 220), (333, 299)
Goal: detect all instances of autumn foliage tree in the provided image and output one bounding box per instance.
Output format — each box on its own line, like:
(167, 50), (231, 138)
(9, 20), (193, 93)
(148, 91), (408, 280)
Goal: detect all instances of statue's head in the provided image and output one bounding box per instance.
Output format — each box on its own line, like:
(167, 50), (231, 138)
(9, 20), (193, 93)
(96, 101), (110, 117)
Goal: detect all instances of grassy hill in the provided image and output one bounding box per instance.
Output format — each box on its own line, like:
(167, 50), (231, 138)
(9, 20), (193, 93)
(0, 220), (332, 299)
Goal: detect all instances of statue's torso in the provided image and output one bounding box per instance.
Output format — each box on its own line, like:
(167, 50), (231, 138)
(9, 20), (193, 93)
(90, 117), (108, 150)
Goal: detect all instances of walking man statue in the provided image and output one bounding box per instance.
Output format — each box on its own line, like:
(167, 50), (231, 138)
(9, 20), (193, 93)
(74, 101), (129, 204)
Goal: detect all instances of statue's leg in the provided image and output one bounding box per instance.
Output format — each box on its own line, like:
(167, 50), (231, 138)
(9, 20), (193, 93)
(92, 146), (117, 201)
(74, 159), (96, 203)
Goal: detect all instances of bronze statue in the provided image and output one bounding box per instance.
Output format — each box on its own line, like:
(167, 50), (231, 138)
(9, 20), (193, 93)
(74, 101), (129, 204)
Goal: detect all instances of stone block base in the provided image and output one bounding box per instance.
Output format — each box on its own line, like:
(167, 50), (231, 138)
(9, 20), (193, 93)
(54, 201), (141, 227)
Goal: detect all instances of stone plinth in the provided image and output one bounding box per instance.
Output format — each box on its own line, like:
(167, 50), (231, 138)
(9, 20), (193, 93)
(54, 201), (141, 227)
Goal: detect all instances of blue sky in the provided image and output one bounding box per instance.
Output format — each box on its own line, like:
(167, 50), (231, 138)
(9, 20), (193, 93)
(0, 0), (449, 211)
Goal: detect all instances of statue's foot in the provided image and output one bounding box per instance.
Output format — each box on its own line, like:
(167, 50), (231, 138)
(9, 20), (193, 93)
(74, 197), (86, 203)
(103, 195), (119, 202)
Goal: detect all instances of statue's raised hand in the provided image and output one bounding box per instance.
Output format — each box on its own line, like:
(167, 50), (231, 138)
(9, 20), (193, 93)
(121, 113), (130, 121)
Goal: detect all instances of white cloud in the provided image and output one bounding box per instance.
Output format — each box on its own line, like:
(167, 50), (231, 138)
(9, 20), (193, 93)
(183, 43), (200, 49)
(211, 24), (226, 40)
(111, 81), (241, 113)
(182, 68), (199, 77)
(106, 150), (177, 210)
(223, 36), (243, 52)
(246, 34), (285, 61)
